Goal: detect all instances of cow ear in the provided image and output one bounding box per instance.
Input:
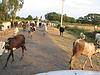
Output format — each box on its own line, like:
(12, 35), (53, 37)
(8, 38), (12, 40)
(8, 38), (10, 40)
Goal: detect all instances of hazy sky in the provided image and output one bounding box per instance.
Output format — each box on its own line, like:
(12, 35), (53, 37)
(1, 0), (100, 19)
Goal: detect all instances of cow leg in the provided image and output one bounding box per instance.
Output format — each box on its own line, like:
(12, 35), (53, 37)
(60, 32), (61, 36)
(3, 50), (12, 69)
(20, 46), (24, 60)
(70, 55), (78, 70)
(88, 56), (93, 68)
(11, 50), (14, 63)
(61, 32), (63, 37)
(70, 52), (81, 70)
(62, 32), (63, 37)
(82, 58), (88, 70)
(82, 56), (93, 70)
(23, 45), (27, 51)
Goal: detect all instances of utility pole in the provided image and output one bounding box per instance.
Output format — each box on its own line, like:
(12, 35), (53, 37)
(60, 0), (64, 27)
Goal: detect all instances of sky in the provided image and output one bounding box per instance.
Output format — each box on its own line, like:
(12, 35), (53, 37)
(0, 0), (100, 19)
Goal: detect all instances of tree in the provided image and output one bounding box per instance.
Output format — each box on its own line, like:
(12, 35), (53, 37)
(77, 14), (100, 25)
(0, 3), (4, 21)
(33, 16), (38, 20)
(26, 15), (33, 20)
(8, 0), (24, 26)
(1, 0), (9, 21)
(0, 0), (24, 25)
(76, 17), (84, 23)
(45, 12), (76, 23)
(45, 12), (61, 21)
(16, 16), (21, 20)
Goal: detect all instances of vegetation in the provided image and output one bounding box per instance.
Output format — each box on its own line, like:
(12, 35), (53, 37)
(77, 14), (100, 25)
(0, 0), (24, 26)
(16, 15), (36, 21)
(0, 0), (100, 27)
(25, 15), (33, 20)
(45, 12), (76, 23)
(65, 27), (95, 42)
(45, 12), (100, 26)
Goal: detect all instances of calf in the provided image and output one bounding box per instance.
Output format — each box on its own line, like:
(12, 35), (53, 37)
(3, 34), (27, 68)
(70, 39), (100, 70)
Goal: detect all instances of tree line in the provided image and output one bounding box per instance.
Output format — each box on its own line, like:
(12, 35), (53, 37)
(76, 14), (100, 25)
(45, 12), (100, 26)
(16, 12), (100, 26)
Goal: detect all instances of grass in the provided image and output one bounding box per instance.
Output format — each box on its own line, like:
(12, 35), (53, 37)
(65, 27), (95, 43)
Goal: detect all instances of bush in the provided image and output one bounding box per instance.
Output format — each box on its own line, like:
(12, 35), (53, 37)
(94, 30), (100, 33)
(65, 27), (84, 38)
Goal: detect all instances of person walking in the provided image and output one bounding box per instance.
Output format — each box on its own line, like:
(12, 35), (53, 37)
(59, 26), (65, 37)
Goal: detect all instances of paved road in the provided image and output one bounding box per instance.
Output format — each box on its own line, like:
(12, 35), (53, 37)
(0, 27), (70, 75)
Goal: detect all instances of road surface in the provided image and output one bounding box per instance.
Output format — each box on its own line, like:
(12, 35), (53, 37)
(0, 27), (70, 75)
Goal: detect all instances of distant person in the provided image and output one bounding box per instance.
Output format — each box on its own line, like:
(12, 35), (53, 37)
(59, 26), (65, 37)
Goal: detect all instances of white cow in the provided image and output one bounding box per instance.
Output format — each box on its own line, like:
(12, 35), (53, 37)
(95, 33), (100, 45)
(0, 42), (8, 56)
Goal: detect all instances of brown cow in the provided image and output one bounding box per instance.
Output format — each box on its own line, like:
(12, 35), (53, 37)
(3, 34), (27, 69)
(70, 39), (100, 70)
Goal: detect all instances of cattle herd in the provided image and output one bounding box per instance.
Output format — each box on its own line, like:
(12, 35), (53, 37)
(0, 22), (100, 70)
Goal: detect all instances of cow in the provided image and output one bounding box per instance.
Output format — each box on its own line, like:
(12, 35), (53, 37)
(70, 39), (100, 70)
(0, 42), (6, 56)
(95, 33), (100, 45)
(3, 34), (27, 69)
